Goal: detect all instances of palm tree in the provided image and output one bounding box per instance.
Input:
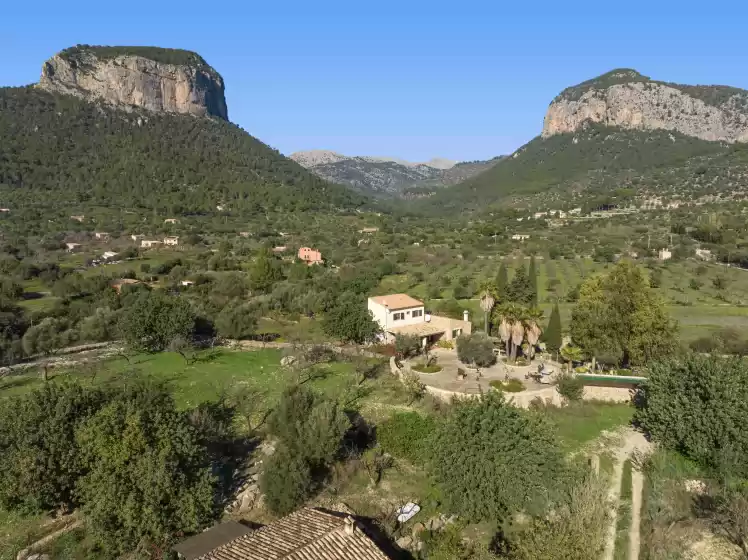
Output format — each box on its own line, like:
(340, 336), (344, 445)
(523, 308), (544, 360)
(560, 345), (583, 373)
(510, 320), (524, 362)
(479, 286), (496, 335)
(494, 303), (523, 359)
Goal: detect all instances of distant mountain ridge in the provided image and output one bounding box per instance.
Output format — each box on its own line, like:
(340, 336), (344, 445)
(290, 150), (499, 196)
(421, 68), (748, 213)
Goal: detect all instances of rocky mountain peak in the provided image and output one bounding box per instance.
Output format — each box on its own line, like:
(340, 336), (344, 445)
(38, 45), (228, 120)
(543, 69), (748, 143)
(289, 150), (347, 167)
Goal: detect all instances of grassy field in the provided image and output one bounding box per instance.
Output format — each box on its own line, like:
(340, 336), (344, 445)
(0, 348), (366, 410)
(540, 402), (634, 452)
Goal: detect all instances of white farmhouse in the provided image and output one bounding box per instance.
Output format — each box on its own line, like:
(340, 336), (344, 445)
(658, 248), (672, 261)
(367, 294), (471, 346)
(511, 234), (530, 241)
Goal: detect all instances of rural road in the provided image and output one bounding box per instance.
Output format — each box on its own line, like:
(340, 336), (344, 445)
(602, 428), (651, 560)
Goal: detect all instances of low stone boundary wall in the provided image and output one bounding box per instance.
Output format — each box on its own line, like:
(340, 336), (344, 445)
(389, 357), (634, 408)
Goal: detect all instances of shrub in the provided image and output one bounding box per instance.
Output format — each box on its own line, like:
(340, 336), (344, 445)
(506, 475), (610, 560)
(260, 446), (313, 515)
(0, 382), (107, 512)
(75, 381), (216, 555)
(556, 373), (585, 402)
(635, 355), (748, 474)
(436, 339), (454, 349)
(376, 412), (436, 463)
(515, 357), (529, 366)
(395, 334), (421, 358)
(503, 378), (526, 392)
(430, 392), (568, 522)
(456, 333), (496, 368)
(402, 370), (426, 404)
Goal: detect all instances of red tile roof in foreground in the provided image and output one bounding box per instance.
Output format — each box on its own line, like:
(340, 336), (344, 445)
(190, 508), (390, 560)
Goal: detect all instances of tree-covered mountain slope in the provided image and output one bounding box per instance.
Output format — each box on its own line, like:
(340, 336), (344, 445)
(0, 86), (366, 217)
(419, 125), (748, 213)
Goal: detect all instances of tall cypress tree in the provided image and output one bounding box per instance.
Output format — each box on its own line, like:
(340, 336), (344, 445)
(506, 265), (534, 306)
(529, 256), (539, 307)
(545, 303), (563, 353)
(496, 263), (508, 296)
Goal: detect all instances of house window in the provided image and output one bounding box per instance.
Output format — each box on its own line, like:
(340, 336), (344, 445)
(393, 312), (405, 321)
(412, 309), (423, 318)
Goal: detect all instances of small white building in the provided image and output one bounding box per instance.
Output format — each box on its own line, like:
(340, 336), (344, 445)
(164, 218), (179, 224)
(65, 242), (81, 252)
(367, 294), (472, 346)
(163, 236), (179, 246)
(70, 215), (85, 222)
(511, 234), (530, 241)
(131, 234), (144, 242)
(181, 280), (195, 287)
(695, 248), (713, 261)
(658, 248), (672, 261)
(569, 207), (582, 215)
(94, 232), (110, 240)
(102, 251), (118, 260)
(533, 212), (547, 219)
(141, 239), (162, 249)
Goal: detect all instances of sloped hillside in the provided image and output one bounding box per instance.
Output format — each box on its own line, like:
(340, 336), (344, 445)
(420, 125), (748, 212)
(0, 87), (365, 217)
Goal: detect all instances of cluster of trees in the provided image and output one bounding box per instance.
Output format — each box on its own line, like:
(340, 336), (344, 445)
(0, 380), (224, 556)
(570, 261), (678, 368)
(376, 392), (610, 559)
(635, 354), (748, 556)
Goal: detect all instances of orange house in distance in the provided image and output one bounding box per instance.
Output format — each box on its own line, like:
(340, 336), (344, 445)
(298, 246), (323, 265)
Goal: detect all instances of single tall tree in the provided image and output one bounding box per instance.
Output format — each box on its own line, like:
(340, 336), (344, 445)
(479, 286), (496, 334)
(496, 263), (508, 296)
(528, 256), (538, 307)
(570, 261), (678, 367)
(506, 266), (534, 306)
(545, 303), (563, 355)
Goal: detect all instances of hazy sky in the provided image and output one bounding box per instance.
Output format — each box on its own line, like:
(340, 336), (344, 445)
(3, 0), (747, 161)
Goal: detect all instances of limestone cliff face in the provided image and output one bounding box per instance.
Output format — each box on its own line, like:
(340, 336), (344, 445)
(38, 48), (228, 120)
(543, 71), (748, 143)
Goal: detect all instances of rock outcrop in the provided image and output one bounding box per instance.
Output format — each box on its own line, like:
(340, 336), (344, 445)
(543, 69), (748, 143)
(38, 46), (228, 120)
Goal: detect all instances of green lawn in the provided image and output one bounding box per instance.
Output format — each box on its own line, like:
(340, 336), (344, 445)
(0, 348), (367, 411)
(540, 402), (634, 452)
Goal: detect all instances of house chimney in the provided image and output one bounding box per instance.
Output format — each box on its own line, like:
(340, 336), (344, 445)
(463, 310), (469, 322)
(343, 515), (357, 536)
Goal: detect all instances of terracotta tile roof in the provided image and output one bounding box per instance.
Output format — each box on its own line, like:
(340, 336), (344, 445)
(369, 294), (423, 310)
(191, 508), (391, 560)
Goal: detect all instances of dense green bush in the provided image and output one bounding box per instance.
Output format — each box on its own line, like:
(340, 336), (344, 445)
(556, 374), (585, 402)
(376, 412), (436, 463)
(456, 333), (496, 368)
(119, 290), (196, 352)
(635, 354), (748, 475)
(430, 392), (568, 522)
(261, 385), (350, 514)
(260, 446), (313, 516)
(0, 382), (107, 512)
(76, 382), (216, 555)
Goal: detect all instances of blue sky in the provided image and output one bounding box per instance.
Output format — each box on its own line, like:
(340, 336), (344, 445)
(3, 0), (747, 162)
